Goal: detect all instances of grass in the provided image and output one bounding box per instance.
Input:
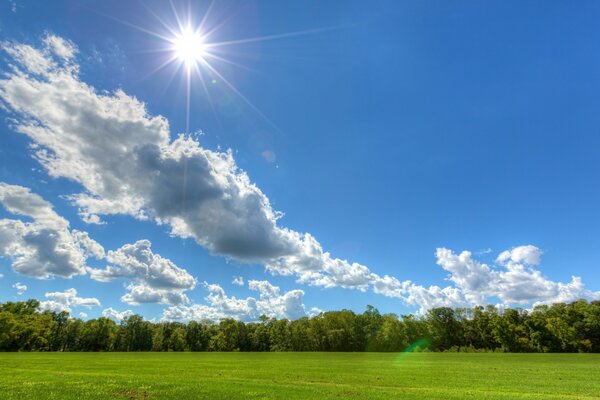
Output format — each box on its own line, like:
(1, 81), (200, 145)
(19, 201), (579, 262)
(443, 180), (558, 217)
(1, 352), (599, 399)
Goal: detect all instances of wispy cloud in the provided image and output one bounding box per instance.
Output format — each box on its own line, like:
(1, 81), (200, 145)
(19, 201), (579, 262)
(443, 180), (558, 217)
(12, 282), (26, 295)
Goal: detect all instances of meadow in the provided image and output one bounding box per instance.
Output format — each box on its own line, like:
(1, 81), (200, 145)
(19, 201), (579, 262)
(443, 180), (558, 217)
(1, 352), (599, 399)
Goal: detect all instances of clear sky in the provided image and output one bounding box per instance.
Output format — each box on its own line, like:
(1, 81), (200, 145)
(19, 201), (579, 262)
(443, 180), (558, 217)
(0, 0), (599, 322)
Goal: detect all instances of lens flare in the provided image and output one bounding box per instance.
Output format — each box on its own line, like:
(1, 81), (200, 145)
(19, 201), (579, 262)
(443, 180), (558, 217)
(393, 339), (431, 366)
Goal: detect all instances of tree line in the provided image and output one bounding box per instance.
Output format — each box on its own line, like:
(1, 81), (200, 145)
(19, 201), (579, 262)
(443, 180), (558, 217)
(1, 299), (599, 352)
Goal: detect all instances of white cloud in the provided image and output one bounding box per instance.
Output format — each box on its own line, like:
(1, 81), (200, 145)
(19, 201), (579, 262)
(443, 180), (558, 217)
(120, 283), (190, 306)
(372, 246), (600, 314)
(39, 288), (100, 313)
(88, 240), (196, 305)
(496, 245), (543, 266)
(308, 307), (323, 317)
(43, 34), (77, 61)
(232, 276), (244, 286)
(162, 303), (225, 322)
(0, 182), (104, 278)
(435, 248), (495, 305)
(0, 183), (194, 306)
(1, 36), (598, 316)
(265, 233), (377, 291)
(102, 307), (134, 322)
(162, 280), (307, 322)
(249, 279), (306, 319)
(12, 282), (27, 295)
(78, 312), (87, 318)
(90, 240), (195, 289)
(435, 247), (600, 308)
(0, 35), (381, 294)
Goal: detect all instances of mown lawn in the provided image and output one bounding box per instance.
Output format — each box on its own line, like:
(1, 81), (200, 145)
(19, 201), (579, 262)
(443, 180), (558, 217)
(0, 352), (598, 399)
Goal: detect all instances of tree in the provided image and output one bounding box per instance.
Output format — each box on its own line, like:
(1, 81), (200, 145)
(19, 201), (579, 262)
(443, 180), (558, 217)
(269, 319), (291, 351)
(169, 327), (187, 351)
(186, 321), (211, 351)
(61, 319), (84, 351)
(288, 318), (312, 351)
(426, 307), (463, 351)
(493, 308), (532, 352)
(248, 316), (271, 351)
(361, 305), (383, 351)
(80, 318), (117, 351)
(120, 315), (153, 351)
(401, 314), (430, 349)
(372, 314), (408, 352)
(0, 299), (598, 353)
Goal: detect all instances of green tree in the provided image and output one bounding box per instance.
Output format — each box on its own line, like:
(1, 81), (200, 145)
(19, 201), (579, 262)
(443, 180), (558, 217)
(120, 315), (153, 351)
(186, 321), (211, 351)
(426, 307), (464, 351)
(372, 314), (408, 351)
(169, 327), (187, 351)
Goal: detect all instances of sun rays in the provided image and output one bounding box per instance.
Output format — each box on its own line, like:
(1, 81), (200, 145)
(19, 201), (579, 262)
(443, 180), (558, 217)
(97, 1), (343, 134)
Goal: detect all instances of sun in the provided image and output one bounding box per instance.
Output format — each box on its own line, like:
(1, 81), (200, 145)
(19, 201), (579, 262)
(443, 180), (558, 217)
(117, 4), (332, 133)
(171, 28), (206, 68)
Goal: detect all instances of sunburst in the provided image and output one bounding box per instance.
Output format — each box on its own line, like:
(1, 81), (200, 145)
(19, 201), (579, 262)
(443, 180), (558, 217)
(103, 1), (340, 133)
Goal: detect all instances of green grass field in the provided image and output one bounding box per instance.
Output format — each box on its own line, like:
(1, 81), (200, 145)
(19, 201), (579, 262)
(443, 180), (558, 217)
(1, 353), (598, 399)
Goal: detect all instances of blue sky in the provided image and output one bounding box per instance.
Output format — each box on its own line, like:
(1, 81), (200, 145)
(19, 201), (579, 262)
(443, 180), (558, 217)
(0, 0), (599, 322)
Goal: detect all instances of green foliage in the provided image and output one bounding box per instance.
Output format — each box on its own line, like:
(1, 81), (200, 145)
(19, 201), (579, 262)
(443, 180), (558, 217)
(1, 299), (599, 353)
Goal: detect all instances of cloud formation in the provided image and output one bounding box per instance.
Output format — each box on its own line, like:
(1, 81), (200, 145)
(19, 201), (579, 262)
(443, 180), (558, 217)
(102, 307), (134, 322)
(89, 240), (196, 305)
(436, 246), (599, 307)
(372, 246), (600, 313)
(39, 288), (100, 313)
(0, 183), (195, 306)
(162, 279), (307, 322)
(1, 35), (598, 315)
(0, 35), (378, 293)
(0, 182), (104, 278)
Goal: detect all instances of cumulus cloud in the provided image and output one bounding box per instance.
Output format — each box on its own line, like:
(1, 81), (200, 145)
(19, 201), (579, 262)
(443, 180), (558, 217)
(371, 246), (600, 314)
(435, 246), (600, 307)
(162, 280), (307, 322)
(496, 245), (543, 266)
(102, 307), (134, 322)
(0, 183), (195, 305)
(1, 35), (598, 315)
(0, 35), (380, 294)
(120, 283), (190, 306)
(39, 288), (100, 313)
(0, 182), (105, 278)
(88, 240), (196, 305)
(249, 280), (307, 320)
(12, 282), (27, 295)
